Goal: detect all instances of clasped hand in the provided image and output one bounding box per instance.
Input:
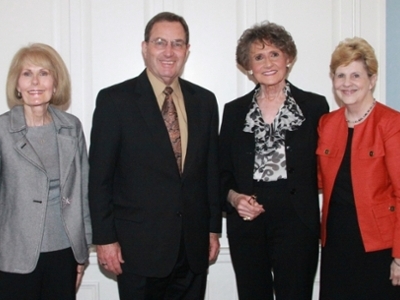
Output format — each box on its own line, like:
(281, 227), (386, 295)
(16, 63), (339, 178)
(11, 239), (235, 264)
(228, 190), (265, 221)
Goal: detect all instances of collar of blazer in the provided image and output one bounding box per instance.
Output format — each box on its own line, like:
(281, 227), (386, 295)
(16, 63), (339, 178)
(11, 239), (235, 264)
(11, 105), (80, 184)
(9, 105), (75, 134)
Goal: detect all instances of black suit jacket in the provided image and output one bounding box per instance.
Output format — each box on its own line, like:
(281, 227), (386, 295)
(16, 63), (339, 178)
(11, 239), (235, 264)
(219, 82), (329, 236)
(89, 70), (221, 277)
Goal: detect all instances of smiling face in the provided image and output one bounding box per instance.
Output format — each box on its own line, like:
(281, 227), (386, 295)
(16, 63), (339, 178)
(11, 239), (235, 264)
(333, 60), (377, 107)
(17, 63), (55, 108)
(249, 41), (290, 88)
(142, 21), (190, 85)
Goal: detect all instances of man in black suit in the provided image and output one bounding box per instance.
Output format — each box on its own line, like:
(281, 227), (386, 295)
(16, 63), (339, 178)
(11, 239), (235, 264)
(88, 12), (221, 299)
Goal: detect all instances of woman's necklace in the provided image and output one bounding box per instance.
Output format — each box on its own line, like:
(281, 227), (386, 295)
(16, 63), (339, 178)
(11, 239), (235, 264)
(346, 100), (376, 124)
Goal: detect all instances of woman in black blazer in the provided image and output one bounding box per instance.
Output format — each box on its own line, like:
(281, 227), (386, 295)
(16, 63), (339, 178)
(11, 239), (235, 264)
(220, 22), (329, 300)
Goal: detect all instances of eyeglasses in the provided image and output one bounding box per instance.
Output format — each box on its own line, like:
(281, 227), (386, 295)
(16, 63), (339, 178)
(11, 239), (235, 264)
(149, 38), (186, 50)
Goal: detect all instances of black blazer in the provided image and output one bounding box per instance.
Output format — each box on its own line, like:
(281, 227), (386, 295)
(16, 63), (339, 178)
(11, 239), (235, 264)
(219, 82), (329, 236)
(89, 70), (221, 277)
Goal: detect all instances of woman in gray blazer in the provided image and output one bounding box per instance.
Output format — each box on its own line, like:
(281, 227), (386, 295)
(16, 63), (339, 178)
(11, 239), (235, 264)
(0, 43), (91, 300)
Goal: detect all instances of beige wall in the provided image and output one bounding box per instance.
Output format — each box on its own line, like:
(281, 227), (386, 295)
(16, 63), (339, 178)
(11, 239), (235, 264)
(0, 1), (385, 299)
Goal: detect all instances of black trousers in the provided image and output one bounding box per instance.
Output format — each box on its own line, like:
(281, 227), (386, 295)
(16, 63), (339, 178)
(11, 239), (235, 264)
(0, 247), (77, 300)
(227, 180), (319, 300)
(117, 235), (207, 300)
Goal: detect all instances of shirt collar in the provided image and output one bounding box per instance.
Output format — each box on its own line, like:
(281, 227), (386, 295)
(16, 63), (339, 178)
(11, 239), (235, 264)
(146, 69), (180, 98)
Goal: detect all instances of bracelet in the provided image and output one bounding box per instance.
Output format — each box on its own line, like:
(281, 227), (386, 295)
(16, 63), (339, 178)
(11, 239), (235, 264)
(393, 259), (400, 267)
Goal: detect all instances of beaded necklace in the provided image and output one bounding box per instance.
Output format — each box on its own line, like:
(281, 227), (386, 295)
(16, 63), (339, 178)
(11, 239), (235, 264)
(346, 100), (376, 124)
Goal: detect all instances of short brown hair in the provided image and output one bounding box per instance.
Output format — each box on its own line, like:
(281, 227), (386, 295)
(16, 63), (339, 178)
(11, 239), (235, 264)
(330, 37), (378, 77)
(6, 43), (71, 106)
(144, 12), (189, 44)
(236, 21), (297, 70)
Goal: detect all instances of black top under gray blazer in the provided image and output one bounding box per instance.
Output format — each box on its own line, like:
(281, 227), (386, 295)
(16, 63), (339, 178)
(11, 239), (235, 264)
(89, 70), (221, 277)
(219, 82), (329, 236)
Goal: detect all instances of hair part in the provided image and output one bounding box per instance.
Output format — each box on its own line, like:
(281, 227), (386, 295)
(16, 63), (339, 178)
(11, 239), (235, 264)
(236, 21), (297, 70)
(330, 37), (378, 77)
(144, 12), (189, 44)
(6, 43), (71, 106)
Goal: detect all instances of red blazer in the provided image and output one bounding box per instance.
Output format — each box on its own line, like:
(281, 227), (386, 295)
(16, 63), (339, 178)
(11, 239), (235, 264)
(317, 102), (400, 257)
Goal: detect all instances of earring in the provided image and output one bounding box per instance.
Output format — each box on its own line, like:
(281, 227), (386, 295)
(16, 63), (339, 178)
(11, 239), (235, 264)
(248, 70), (253, 75)
(286, 64), (291, 68)
(17, 91), (21, 98)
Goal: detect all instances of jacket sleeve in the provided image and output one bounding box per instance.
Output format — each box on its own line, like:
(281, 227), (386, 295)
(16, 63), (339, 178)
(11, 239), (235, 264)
(383, 115), (400, 257)
(79, 124), (92, 246)
(207, 97), (222, 233)
(88, 89), (121, 245)
(219, 103), (239, 212)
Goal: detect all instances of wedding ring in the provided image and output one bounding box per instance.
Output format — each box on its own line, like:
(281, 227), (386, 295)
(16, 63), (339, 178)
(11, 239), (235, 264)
(248, 195), (257, 204)
(243, 216), (251, 221)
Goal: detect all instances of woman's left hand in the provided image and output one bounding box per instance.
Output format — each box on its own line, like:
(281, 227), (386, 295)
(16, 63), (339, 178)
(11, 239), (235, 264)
(390, 258), (400, 286)
(76, 264), (85, 291)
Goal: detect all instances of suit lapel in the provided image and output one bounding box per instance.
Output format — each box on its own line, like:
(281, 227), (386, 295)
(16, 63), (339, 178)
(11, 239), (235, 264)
(180, 80), (199, 178)
(10, 106), (80, 185)
(133, 71), (181, 176)
(236, 98), (256, 189)
(10, 106), (45, 172)
(14, 137), (46, 172)
(57, 134), (77, 189)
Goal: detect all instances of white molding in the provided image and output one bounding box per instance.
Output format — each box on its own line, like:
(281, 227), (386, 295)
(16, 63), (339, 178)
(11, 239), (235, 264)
(353, 0), (362, 37)
(67, 0), (94, 140)
(331, 0), (386, 104)
(77, 281), (100, 300)
(52, 0), (71, 61)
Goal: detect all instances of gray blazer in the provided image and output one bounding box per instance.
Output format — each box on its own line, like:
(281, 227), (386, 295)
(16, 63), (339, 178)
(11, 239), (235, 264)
(0, 105), (91, 273)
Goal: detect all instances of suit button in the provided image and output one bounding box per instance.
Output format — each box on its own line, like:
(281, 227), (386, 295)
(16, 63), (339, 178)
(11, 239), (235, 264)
(369, 151), (374, 157)
(324, 149), (330, 155)
(176, 211), (182, 217)
(389, 206), (395, 212)
(290, 188), (296, 195)
(288, 167), (294, 174)
(286, 145), (291, 151)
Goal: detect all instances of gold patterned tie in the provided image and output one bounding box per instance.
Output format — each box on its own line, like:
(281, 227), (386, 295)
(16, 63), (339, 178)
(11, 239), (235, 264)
(162, 86), (182, 173)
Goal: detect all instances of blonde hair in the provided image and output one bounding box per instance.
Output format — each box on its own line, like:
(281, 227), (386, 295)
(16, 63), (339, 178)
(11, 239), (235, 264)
(330, 37), (378, 77)
(6, 43), (71, 106)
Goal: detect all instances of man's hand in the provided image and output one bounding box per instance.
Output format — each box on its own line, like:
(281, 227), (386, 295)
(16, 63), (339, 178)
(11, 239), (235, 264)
(209, 233), (220, 263)
(96, 242), (125, 275)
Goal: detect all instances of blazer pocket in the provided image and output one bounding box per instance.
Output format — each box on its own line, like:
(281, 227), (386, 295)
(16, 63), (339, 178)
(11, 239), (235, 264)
(372, 201), (396, 243)
(316, 144), (339, 158)
(358, 146), (385, 160)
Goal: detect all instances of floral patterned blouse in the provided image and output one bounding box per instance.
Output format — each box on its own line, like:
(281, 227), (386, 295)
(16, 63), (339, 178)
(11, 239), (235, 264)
(243, 83), (305, 181)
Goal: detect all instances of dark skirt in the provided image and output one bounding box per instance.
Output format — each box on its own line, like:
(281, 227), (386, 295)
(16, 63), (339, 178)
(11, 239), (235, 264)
(320, 200), (400, 300)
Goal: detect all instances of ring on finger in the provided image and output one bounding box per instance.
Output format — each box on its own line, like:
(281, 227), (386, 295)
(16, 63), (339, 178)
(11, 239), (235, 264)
(243, 216), (251, 221)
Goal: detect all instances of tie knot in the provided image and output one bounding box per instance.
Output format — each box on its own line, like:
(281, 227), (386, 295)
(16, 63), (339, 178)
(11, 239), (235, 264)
(163, 86), (173, 97)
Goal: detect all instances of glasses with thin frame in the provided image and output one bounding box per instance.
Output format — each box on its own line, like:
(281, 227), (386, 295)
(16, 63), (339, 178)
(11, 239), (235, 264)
(149, 38), (186, 50)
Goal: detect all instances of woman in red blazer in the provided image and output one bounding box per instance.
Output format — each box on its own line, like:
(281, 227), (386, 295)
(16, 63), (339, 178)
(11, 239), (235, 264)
(317, 37), (400, 299)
